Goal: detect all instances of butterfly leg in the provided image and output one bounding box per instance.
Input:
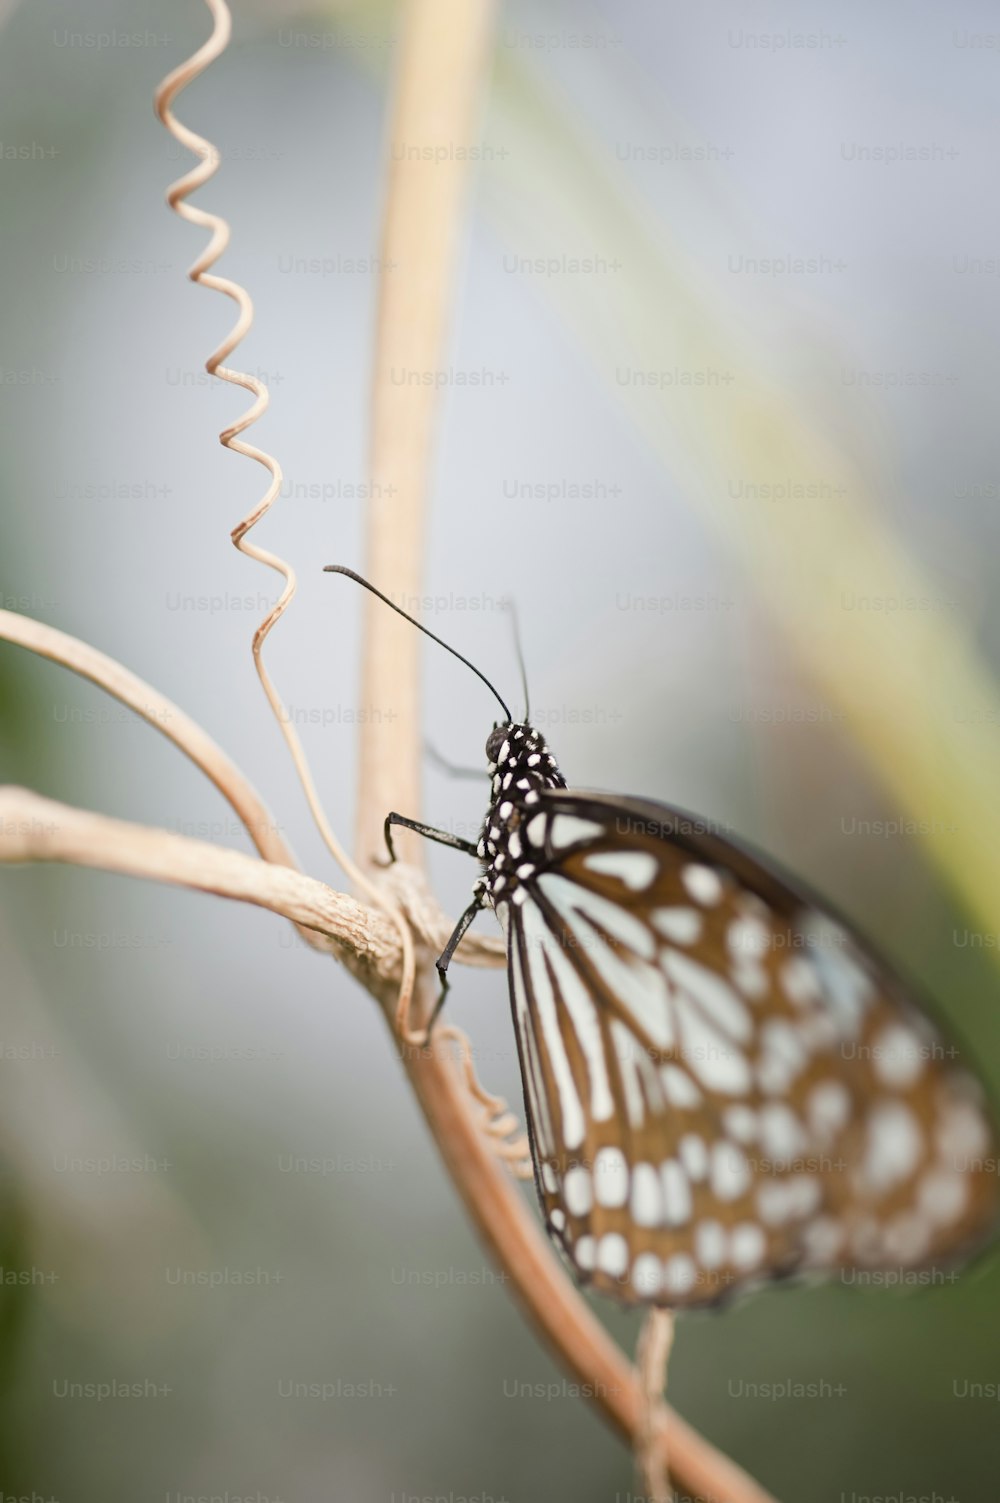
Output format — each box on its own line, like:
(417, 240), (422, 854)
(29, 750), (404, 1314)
(381, 812), (478, 866)
(423, 886), (486, 1042)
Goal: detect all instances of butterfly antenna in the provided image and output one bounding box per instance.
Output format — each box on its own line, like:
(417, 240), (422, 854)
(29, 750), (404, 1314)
(324, 565), (513, 724)
(505, 595), (530, 723)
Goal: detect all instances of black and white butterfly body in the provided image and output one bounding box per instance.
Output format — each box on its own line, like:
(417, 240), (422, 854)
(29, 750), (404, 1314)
(469, 720), (999, 1310)
(476, 723), (566, 910)
(322, 569), (998, 1312)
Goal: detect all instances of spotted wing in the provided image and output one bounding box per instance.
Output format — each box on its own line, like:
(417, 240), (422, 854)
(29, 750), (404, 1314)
(500, 791), (998, 1309)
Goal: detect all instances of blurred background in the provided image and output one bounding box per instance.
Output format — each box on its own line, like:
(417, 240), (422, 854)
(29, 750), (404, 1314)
(1, 0), (999, 1498)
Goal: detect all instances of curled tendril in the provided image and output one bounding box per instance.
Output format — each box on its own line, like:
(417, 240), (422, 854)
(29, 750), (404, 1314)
(152, 0), (418, 1037)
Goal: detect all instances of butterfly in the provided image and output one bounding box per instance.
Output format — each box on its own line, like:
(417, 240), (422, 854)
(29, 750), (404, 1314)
(326, 567), (999, 1309)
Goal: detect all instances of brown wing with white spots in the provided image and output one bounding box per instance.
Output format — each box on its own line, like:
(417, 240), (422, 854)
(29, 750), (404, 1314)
(501, 792), (998, 1309)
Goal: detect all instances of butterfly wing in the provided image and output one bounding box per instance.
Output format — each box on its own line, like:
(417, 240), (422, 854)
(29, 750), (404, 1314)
(501, 790), (998, 1308)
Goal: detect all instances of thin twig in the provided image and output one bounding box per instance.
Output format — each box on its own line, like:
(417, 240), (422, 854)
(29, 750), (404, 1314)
(637, 1310), (676, 1503)
(0, 788), (384, 973)
(0, 608), (504, 971)
(0, 609), (295, 869)
(153, 0), (419, 1028)
(0, 787), (502, 984)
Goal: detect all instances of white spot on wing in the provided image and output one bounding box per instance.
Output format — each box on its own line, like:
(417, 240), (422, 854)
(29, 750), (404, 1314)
(610, 1020), (648, 1129)
(781, 956), (821, 1006)
(804, 917), (874, 1030)
(756, 1018), (808, 1095)
(597, 1233), (629, 1278)
(510, 941), (555, 1159)
(710, 1142), (751, 1201)
(724, 1105), (758, 1143)
(549, 814), (604, 851)
(653, 907), (702, 945)
(631, 1162), (663, 1226)
(727, 915), (770, 959)
(695, 1219), (727, 1270)
(564, 1165), (593, 1216)
(918, 1168), (968, 1225)
(730, 1222), (766, 1270)
(594, 1145), (629, 1208)
(632, 1253), (663, 1297)
(758, 1102), (808, 1164)
(757, 1174), (822, 1226)
(731, 960), (770, 1001)
(673, 990), (752, 1096)
(518, 914), (585, 1152)
(660, 1064), (702, 1108)
(682, 864), (723, 905)
(539, 874), (672, 1050)
(862, 1101), (922, 1195)
(664, 950), (753, 1043)
(873, 1022), (929, 1089)
(661, 1159), (692, 1225)
(679, 1133), (709, 1182)
(583, 850), (659, 890)
(663, 1253), (697, 1297)
(520, 898), (615, 1126)
(538, 873), (655, 960)
(808, 1080), (851, 1141)
(525, 813), (547, 847)
(574, 1235), (596, 1271)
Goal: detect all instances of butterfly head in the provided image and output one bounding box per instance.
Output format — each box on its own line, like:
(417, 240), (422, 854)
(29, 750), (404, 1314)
(485, 722), (516, 763)
(484, 722), (566, 798)
(485, 720), (542, 769)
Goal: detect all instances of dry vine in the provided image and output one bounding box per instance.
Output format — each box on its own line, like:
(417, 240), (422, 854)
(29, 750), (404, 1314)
(0, 2), (782, 1499)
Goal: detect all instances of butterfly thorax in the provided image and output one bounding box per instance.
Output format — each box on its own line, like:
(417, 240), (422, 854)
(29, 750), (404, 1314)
(477, 722), (566, 908)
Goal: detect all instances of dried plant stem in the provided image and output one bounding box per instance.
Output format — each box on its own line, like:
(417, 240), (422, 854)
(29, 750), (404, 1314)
(154, 0), (422, 1032)
(0, 609), (294, 869)
(0, 789), (504, 990)
(0, 787), (373, 962)
(637, 1309), (676, 1503)
(355, 3), (777, 1500)
(356, 0), (499, 872)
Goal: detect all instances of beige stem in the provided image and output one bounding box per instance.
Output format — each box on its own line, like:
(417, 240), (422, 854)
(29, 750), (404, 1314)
(636, 1309), (677, 1503)
(356, 0), (499, 872)
(0, 787), (386, 975)
(0, 609), (294, 869)
(0, 786), (502, 979)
